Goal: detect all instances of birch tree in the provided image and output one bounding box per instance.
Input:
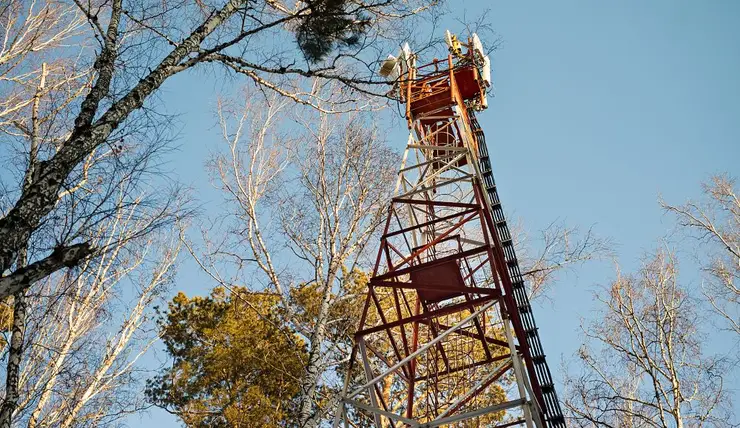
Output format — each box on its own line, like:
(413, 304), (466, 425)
(0, 199), (181, 427)
(0, 1), (182, 420)
(661, 175), (739, 337)
(186, 91), (397, 426)
(0, 0), (88, 132)
(563, 250), (731, 427)
(0, 3), (93, 422)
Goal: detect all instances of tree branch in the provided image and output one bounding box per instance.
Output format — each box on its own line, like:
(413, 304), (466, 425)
(0, 243), (93, 298)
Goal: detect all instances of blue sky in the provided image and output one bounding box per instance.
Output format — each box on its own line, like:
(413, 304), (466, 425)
(132, 1), (740, 425)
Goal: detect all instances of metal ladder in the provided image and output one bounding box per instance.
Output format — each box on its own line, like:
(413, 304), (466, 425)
(469, 110), (567, 428)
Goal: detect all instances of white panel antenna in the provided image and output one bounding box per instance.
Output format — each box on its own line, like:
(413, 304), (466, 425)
(481, 55), (492, 87)
(398, 42), (413, 75)
(472, 33), (485, 58)
(445, 30), (454, 51)
(400, 43), (412, 61)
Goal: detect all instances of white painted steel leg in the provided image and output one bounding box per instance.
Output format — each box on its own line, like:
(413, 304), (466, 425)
(358, 339), (383, 428)
(503, 318), (539, 428)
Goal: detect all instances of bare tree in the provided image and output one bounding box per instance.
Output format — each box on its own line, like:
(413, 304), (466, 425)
(0, 0), (442, 300)
(0, 197), (181, 427)
(513, 221), (611, 300)
(0, 0), (88, 132)
(563, 249), (731, 428)
(0, 4), (93, 420)
(186, 89), (398, 427)
(661, 175), (739, 337)
(0, 2), (182, 420)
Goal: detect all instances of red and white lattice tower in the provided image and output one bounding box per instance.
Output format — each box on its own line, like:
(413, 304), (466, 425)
(333, 33), (567, 428)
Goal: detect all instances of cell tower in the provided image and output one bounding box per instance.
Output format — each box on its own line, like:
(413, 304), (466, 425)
(333, 32), (566, 427)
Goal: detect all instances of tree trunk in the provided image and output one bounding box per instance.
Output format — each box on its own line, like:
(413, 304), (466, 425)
(0, 289), (27, 427)
(1, 65), (40, 425)
(297, 269), (338, 427)
(1, 241), (30, 427)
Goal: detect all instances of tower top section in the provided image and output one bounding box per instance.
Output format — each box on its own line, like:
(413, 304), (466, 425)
(378, 31), (493, 120)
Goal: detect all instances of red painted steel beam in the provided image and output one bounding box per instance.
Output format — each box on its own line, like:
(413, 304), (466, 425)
(421, 320), (514, 350)
(382, 208), (479, 239)
(385, 211), (479, 273)
(413, 354), (511, 383)
(369, 280), (501, 296)
(373, 245), (489, 281)
(355, 295), (496, 338)
(391, 198), (479, 209)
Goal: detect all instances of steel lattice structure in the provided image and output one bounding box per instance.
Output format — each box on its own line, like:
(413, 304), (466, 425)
(333, 36), (566, 428)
